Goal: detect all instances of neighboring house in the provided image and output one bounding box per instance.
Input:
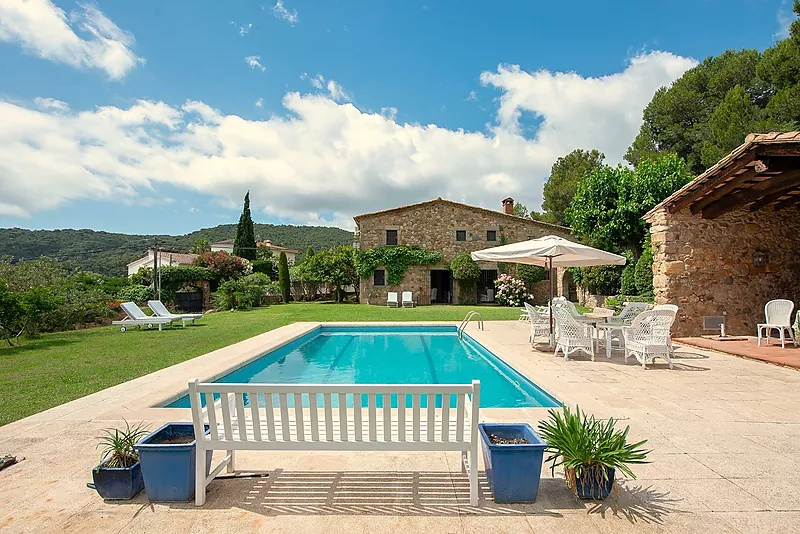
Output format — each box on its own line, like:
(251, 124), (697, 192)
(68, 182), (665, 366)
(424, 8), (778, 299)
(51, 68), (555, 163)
(354, 197), (573, 305)
(210, 239), (300, 263)
(126, 250), (198, 277)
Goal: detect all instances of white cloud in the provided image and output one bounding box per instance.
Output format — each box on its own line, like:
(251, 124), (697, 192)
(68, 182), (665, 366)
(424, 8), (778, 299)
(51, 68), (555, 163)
(255, 97), (264, 108)
(776, 0), (793, 39)
(0, 0), (143, 79)
(302, 74), (351, 102)
(33, 97), (69, 112)
(0, 52), (694, 226)
(467, 90), (478, 101)
(271, 0), (298, 25)
(244, 55), (265, 71)
(239, 23), (252, 36)
(480, 50), (697, 164)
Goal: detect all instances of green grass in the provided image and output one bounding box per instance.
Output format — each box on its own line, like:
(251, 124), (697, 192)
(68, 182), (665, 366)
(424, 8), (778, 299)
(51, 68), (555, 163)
(0, 303), (523, 426)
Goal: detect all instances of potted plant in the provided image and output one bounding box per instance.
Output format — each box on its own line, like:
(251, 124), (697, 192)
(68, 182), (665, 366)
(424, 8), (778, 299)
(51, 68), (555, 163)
(134, 422), (211, 502)
(478, 422), (547, 502)
(91, 421), (149, 500)
(537, 405), (650, 499)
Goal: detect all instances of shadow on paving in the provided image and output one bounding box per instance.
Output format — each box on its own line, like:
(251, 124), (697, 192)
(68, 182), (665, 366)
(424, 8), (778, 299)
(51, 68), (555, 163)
(587, 482), (687, 525)
(532, 346), (712, 372)
(162, 470), (680, 521)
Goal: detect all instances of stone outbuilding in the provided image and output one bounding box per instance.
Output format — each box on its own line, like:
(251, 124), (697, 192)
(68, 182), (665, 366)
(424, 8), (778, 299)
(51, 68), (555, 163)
(644, 132), (800, 337)
(354, 197), (573, 305)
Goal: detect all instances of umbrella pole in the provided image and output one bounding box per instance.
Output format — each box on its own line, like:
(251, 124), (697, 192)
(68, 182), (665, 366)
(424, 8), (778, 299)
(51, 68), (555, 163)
(548, 256), (554, 349)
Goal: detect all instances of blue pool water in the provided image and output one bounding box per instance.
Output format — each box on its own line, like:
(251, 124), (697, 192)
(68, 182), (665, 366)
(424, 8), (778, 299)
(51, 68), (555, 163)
(166, 326), (559, 409)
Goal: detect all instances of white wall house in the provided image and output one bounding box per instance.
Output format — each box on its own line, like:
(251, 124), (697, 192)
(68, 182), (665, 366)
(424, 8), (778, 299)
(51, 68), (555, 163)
(210, 239), (299, 263)
(126, 250), (198, 277)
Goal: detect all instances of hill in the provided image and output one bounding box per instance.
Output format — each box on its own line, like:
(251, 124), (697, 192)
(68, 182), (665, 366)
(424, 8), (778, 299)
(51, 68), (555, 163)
(0, 224), (354, 276)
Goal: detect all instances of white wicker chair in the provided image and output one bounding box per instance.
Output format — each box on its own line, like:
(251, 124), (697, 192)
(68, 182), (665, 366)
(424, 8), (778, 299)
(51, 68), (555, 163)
(524, 302), (551, 344)
(623, 309), (676, 369)
(607, 302), (649, 324)
(652, 304), (679, 356)
(553, 297), (581, 318)
(757, 299), (795, 349)
(553, 306), (595, 361)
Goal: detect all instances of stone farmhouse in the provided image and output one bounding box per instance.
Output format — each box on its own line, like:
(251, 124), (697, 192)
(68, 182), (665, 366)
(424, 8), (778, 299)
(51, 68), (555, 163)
(354, 197), (573, 305)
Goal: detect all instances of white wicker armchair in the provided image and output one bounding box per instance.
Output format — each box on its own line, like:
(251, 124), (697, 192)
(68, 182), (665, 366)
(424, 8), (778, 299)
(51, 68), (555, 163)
(607, 302), (649, 324)
(524, 303), (551, 344)
(757, 299), (795, 349)
(553, 306), (595, 361)
(622, 309), (676, 369)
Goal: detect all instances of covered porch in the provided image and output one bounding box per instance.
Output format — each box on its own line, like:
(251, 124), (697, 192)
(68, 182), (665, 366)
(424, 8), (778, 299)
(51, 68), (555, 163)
(645, 132), (800, 337)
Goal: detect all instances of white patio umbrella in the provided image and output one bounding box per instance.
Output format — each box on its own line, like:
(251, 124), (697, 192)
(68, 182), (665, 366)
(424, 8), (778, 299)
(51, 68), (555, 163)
(471, 235), (626, 343)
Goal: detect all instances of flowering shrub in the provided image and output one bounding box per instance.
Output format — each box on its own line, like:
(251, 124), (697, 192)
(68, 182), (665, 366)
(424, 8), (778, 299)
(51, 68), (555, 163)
(494, 274), (530, 307)
(194, 251), (249, 281)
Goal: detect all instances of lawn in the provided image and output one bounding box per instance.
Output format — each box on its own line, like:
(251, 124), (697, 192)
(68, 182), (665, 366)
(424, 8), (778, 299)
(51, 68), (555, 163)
(0, 303), (523, 426)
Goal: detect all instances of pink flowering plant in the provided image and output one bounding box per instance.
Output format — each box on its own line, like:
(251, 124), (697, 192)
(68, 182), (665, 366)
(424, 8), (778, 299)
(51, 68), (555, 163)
(494, 274), (531, 307)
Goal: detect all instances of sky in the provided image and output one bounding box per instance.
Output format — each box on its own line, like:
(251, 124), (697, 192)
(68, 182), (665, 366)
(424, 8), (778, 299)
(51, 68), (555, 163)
(0, 0), (795, 235)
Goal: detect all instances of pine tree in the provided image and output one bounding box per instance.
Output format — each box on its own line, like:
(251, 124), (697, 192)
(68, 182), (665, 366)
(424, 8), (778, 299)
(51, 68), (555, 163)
(233, 192), (256, 260)
(278, 251), (291, 303)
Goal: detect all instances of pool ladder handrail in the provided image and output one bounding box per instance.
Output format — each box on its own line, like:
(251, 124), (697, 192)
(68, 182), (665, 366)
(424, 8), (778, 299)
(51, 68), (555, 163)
(458, 311), (484, 338)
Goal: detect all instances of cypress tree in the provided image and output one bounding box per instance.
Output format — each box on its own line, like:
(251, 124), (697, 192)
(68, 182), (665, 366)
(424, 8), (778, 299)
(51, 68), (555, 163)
(233, 192), (257, 261)
(278, 251), (291, 303)
(304, 246), (314, 262)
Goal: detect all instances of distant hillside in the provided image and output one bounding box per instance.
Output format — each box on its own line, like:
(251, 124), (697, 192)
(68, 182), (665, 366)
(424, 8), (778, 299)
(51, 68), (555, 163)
(0, 224), (354, 276)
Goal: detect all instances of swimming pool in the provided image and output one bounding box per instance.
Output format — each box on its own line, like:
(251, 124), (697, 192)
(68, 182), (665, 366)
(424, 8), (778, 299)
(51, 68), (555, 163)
(166, 326), (559, 409)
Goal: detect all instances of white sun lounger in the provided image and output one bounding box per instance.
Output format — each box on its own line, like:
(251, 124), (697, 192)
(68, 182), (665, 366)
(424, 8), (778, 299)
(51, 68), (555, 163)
(148, 300), (203, 327)
(112, 302), (173, 332)
(387, 292), (399, 307)
(402, 291), (414, 307)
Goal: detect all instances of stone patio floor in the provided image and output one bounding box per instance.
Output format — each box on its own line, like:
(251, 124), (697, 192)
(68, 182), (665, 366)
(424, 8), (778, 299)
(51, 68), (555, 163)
(1, 320), (800, 533)
(676, 336), (800, 370)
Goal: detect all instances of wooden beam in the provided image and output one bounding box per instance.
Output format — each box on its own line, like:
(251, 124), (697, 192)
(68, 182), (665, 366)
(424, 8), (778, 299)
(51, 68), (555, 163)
(668, 152), (759, 213)
(701, 170), (800, 219)
(756, 146), (800, 157)
(688, 158), (798, 215)
(773, 190), (800, 211)
(747, 172), (800, 211)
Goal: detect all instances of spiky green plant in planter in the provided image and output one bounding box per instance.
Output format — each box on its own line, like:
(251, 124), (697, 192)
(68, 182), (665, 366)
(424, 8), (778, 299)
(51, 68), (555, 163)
(97, 421), (150, 468)
(537, 406), (650, 499)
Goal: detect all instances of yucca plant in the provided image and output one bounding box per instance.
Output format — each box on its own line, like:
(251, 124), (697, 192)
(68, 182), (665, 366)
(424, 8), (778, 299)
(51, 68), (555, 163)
(537, 405), (649, 498)
(96, 421), (150, 469)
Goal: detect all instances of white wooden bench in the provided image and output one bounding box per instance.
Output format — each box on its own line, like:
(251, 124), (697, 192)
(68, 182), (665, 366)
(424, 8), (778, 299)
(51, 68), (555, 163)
(188, 380), (481, 506)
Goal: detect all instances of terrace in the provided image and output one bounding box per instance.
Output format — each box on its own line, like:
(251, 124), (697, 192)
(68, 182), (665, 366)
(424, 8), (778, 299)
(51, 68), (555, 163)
(1, 312), (798, 532)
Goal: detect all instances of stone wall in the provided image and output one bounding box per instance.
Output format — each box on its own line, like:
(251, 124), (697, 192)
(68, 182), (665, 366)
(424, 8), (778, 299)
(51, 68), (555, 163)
(648, 206), (800, 336)
(356, 199), (572, 305)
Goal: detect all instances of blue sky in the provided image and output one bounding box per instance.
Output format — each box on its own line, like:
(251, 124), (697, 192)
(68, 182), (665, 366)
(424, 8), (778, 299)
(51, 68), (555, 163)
(0, 0), (794, 235)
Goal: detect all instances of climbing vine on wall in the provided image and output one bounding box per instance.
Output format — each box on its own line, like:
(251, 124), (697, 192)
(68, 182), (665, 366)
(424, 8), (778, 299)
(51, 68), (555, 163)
(357, 246), (442, 286)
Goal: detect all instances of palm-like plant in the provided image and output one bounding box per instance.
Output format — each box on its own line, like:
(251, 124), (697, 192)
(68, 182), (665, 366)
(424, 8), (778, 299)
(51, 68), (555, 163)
(537, 405), (649, 498)
(96, 421), (150, 469)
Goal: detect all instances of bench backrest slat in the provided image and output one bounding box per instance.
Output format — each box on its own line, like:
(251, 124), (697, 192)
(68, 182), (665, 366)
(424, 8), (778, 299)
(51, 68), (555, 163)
(189, 381), (479, 447)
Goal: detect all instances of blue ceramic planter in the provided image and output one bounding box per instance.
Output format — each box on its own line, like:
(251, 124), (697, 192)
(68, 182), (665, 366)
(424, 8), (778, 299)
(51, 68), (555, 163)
(478, 423), (546, 503)
(92, 461), (144, 500)
(573, 466), (615, 499)
(135, 422), (211, 502)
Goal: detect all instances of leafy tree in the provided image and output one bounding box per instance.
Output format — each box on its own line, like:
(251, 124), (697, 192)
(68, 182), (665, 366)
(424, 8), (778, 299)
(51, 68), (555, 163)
(517, 264), (547, 288)
(566, 153), (693, 258)
(190, 239), (210, 254)
(278, 252), (291, 303)
(305, 246), (359, 303)
(542, 149), (605, 225)
(626, 7), (800, 173)
(619, 254), (637, 296)
(513, 202), (529, 218)
(450, 252), (480, 305)
(634, 237), (654, 297)
(19, 286), (64, 337)
(233, 192), (257, 261)
(0, 279), (25, 346)
(304, 246), (315, 261)
(194, 251), (249, 281)
(579, 265), (623, 296)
